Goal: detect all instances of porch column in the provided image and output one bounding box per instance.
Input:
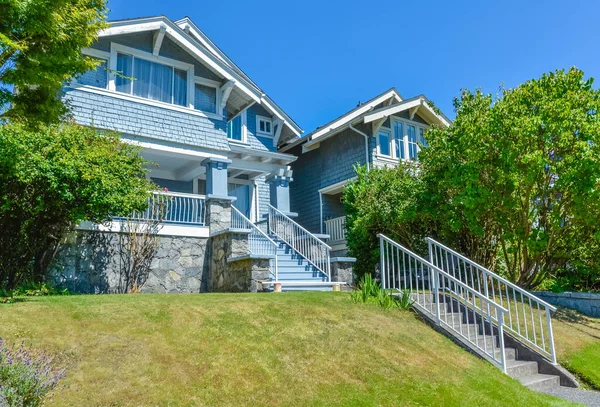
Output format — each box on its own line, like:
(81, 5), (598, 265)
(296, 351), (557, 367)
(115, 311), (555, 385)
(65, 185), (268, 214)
(267, 171), (294, 216)
(202, 157), (234, 234)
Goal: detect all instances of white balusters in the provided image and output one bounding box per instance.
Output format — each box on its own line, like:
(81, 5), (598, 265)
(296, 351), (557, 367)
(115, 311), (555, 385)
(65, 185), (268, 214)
(268, 205), (331, 281)
(425, 237), (557, 364)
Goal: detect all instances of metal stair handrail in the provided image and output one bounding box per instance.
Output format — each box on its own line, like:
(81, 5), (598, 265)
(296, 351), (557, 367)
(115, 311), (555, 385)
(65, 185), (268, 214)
(425, 237), (557, 364)
(231, 206), (279, 281)
(378, 234), (510, 373)
(268, 205), (331, 281)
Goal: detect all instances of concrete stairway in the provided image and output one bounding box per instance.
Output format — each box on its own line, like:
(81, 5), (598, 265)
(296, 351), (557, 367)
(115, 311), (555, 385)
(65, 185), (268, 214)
(417, 293), (561, 392)
(270, 238), (331, 291)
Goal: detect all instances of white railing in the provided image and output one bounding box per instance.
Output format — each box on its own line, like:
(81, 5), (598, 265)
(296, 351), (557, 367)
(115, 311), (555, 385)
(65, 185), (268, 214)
(231, 206), (279, 280)
(426, 237), (557, 364)
(379, 234), (509, 373)
(324, 216), (346, 243)
(268, 205), (331, 281)
(127, 191), (206, 225)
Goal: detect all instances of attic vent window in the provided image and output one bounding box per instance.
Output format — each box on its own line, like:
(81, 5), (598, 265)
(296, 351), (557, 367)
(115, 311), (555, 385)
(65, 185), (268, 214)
(256, 116), (273, 136)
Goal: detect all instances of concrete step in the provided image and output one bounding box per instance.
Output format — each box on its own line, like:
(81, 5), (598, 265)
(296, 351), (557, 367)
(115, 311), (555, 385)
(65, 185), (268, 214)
(518, 374), (560, 392)
(496, 347), (517, 361)
(506, 360), (539, 378)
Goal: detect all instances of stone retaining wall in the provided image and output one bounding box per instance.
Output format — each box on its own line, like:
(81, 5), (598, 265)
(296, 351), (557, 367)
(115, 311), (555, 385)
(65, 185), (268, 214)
(52, 230), (208, 294)
(533, 291), (600, 318)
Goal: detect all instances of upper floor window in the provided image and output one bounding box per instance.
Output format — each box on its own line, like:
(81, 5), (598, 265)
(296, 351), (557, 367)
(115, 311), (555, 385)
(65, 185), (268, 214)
(256, 116), (273, 136)
(377, 118), (428, 161)
(378, 130), (391, 156)
(115, 53), (188, 107)
(228, 115), (243, 141)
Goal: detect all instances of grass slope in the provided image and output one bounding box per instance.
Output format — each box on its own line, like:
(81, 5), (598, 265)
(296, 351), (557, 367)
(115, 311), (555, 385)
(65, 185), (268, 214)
(553, 308), (600, 389)
(0, 293), (575, 406)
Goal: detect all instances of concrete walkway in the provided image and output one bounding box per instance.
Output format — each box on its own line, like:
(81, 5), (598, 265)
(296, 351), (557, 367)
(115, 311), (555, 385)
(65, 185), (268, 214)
(543, 387), (600, 407)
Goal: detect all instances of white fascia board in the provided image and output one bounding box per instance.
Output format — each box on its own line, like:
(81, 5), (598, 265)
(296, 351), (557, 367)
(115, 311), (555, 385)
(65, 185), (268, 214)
(78, 220), (209, 238)
(363, 99), (422, 124)
(99, 18), (261, 104)
(309, 90), (400, 142)
(259, 96), (303, 138)
(364, 99), (450, 127)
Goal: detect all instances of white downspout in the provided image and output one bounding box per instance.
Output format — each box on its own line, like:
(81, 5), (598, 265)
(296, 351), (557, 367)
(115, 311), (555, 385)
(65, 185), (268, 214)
(349, 123), (370, 171)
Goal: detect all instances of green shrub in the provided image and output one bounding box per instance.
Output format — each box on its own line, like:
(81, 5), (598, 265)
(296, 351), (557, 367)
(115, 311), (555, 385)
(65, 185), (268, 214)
(0, 123), (155, 289)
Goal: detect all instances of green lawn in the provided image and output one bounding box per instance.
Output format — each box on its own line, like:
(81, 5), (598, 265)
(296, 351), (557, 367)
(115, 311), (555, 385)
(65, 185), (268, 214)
(0, 293), (577, 406)
(553, 307), (600, 389)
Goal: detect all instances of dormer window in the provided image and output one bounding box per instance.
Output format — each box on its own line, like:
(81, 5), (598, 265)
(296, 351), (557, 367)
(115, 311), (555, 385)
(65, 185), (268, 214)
(115, 53), (188, 106)
(256, 116), (273, 136)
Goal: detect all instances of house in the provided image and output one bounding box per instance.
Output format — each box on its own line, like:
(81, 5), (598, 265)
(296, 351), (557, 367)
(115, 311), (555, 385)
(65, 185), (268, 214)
(281, 89), (450, 257)
(56, 15), (343, 293)
(55, 15), (450, 294)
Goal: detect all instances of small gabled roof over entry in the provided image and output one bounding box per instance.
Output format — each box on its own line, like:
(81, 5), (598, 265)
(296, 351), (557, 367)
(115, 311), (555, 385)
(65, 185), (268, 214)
(99, 15), (302, 143)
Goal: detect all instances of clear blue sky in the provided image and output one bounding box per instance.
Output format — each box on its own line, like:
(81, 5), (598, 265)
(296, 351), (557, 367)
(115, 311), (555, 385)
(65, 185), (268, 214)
(108, 0), (599, 134)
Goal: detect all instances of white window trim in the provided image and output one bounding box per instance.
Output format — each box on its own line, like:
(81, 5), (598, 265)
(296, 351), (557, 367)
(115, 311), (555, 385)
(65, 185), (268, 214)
(256, 115), (274, 137)
(194, 76), (222, 116)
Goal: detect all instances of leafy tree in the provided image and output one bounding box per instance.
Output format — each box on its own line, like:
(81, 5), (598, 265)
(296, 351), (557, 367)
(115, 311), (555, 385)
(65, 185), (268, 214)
(422, 68), (600, 289)
(344, 163), (434, 278)
(0, 0), (108, 126)
(0, 123), (154, 289)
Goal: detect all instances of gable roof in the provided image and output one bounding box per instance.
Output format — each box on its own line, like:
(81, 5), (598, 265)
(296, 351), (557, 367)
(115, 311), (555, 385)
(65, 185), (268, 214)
(280, 89), (450, 153)
(280, 88), (402, 152)
(101, 15), (302, 140)
(364, 95), (451, 127)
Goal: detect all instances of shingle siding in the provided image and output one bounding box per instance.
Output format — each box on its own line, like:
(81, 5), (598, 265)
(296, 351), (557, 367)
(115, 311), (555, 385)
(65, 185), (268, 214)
(65, 88), (230, 151)
(289, 128), (367, 233)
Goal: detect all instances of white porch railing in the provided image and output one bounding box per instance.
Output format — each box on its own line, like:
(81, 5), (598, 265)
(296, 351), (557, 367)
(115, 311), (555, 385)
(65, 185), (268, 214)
(426, 238), (557, 363)
(268, 205), (331, 281)
(324, 216), (346, 243)
(128, 191), (206, 225)
(231, 206), (279, 280)
(379, 234), (509, 373)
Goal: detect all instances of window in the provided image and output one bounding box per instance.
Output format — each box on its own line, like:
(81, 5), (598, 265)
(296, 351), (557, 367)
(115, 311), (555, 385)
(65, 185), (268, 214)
(407, 125), (418, 160)
(419, 128), (427, 147)
(393, 121), (405, 159)
(256, 116), (273, 136)
(228, 115), (243, 141)
(385, 119), (427, 161)
(195, 83), (217, 113)
(378, 130), (391, 156)
(115, 53), (188, 107)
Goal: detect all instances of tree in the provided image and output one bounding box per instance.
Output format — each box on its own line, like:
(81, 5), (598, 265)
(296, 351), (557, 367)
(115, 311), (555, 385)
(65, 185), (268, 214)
(422, 68), (600, 289)
(0, 122), (154, 289)
(0, 0), (108, 126)
(344, 163), (433, 278)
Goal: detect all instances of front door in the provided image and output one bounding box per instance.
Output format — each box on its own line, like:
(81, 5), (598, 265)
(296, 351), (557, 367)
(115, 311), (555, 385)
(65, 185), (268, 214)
(228, 182), (251, 219)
